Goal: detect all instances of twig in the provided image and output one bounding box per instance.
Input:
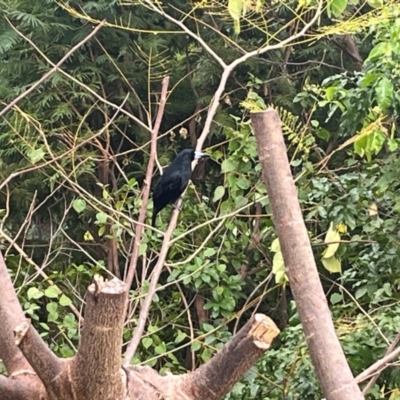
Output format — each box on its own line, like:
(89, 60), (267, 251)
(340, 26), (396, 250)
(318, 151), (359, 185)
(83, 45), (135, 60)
(6, 19), (149, 132)
(123, 205), (179, 366)
(359, 331), (400, 394)
(356, 345), (400, 384)
(312, 239), (376, 247)
(0, 20), (105, 118)
(0, 228), (83, 323)
(195, 1), (324, 150)
(142, 0), (226, 68)
(124, 76), (169, 289)
(122, 77), (170, 366)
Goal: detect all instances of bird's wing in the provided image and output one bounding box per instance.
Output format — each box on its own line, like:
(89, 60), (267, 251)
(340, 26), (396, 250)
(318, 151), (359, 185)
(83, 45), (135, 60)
(153, 170), (183, 201)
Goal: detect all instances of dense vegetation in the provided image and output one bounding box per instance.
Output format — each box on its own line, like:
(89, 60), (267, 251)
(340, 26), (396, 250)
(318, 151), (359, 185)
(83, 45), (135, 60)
(1, 0), (399, 398)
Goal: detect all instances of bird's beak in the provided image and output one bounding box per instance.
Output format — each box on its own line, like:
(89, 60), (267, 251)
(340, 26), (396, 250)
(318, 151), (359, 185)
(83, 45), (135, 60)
(194, 151), (208, 159)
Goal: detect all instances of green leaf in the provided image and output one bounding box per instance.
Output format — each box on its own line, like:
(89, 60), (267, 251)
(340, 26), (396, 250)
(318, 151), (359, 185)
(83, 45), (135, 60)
(375, 76), (394, 111)
(330, 292), (342, 304)
(330, 0), (348, 17)
(191, 341), (202, 352)
(216, 264), (226, 273)
(175, 330), (186, 344)
(204, 248), (216, 257)
(59, 294), (72, 306)
(84, 231), (94, 241)
(27, 287), (43, 300)
(388, 138), (398, 152)
(139, 243), (147, 256)
(200, 348), (212, 362)
(29, 148), (45, 164)
(154, 342), (166, 355)
(96, 212), (108, 224)
(228, 0), (243, 34)
(272, 250), (288, 285)
(236, 176), (250, 190)
(270, 238), (281, 253)
(321, 256), (342, 274)
(213, 186), (225, 202)
(355, 287), (367, 299)
(44, 286), (59, 299)
(366, 42), (391, 62)
(46, 302), (59, 318)
(221, 159), (237, 173)
(73, 199), (86, 214)
(142, 337), (153, 349)
(367, 0), (383, 8)
(202, 323), (214, 332)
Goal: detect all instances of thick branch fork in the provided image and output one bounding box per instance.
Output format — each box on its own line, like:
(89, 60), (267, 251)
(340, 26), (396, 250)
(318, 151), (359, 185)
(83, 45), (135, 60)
(0, 253), (280, 400)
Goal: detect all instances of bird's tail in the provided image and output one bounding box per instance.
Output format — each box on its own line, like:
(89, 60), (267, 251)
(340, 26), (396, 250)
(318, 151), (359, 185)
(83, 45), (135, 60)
(151, 210), (157, 227)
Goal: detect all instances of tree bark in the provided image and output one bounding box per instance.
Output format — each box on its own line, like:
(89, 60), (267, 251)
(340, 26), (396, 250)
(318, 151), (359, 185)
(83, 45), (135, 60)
(251, 109), (364, 400)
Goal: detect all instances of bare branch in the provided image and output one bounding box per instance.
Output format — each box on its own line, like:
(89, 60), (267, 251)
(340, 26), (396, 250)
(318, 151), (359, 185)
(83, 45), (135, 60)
(186, 314), (279, 399)
(356, 345), (400, 385)
(0, 252), (31, 375)
(196, 1), (324, 150)
(6, 21), (149, 132)
(123, 202), (179, 366)
(0, 228), (83, 323)
(141, 0), (226, 69)
(14, 320), (66, 398)
(0, 373), (46, 400)
(124, 76), (170, 291)
(360, 330), (400, 394)
(250, 109), (364, 400)
(0, 20), (105, 118)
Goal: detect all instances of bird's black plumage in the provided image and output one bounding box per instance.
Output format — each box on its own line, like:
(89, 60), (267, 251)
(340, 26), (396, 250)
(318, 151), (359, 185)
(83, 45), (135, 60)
(151, 148), (207, 227)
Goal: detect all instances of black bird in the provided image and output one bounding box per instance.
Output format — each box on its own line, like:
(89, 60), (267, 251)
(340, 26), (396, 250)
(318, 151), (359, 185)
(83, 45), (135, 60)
(151, 148), (208, 227)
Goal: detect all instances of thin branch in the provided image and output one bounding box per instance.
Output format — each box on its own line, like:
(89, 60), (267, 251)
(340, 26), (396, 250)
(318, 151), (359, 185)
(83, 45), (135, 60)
(123, 207), (180, 366)
(361, 330), (400, 394)
(14, 320), (65, 397)
(0, 252), (32, 375)
(0, 228), (83, 323)
(356, 345), (400, 384)
(142, 0), (226, 69)
(122, 77), (170, 366)
(6, 20), (149, 133)
(195, 1), (324, 151)
(124, 76), (170, 289)
(0, 20), (105, 118)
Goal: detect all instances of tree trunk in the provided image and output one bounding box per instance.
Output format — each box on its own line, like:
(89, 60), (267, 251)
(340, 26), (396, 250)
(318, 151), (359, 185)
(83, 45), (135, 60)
(251, 109), (364, 400)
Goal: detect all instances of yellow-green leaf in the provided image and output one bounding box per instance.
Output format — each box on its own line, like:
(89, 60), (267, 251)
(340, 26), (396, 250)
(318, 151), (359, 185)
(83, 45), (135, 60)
(321, 256), (342, 274)
(323, 222), (341, 259)
(228, 0), (243, 34)
(84, 231), (94, 241)
(270, 238), (281, 253)
(272, 249), (288, 284)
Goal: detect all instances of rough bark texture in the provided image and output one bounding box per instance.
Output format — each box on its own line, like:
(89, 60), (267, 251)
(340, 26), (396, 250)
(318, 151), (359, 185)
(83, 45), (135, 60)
(0, 250), (280, 400)
(186, 314), (278, 399)
(72, 276), (127, 400)
(250, 109), (364, 400)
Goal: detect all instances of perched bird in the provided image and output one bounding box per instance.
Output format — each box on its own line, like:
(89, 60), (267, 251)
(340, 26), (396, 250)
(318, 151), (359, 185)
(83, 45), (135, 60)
(151, 148), (208, 227)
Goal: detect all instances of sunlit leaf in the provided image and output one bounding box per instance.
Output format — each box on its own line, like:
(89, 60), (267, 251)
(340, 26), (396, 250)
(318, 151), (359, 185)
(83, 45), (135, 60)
(323, 222), (341, 259)
(321, 256), (342, 274)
